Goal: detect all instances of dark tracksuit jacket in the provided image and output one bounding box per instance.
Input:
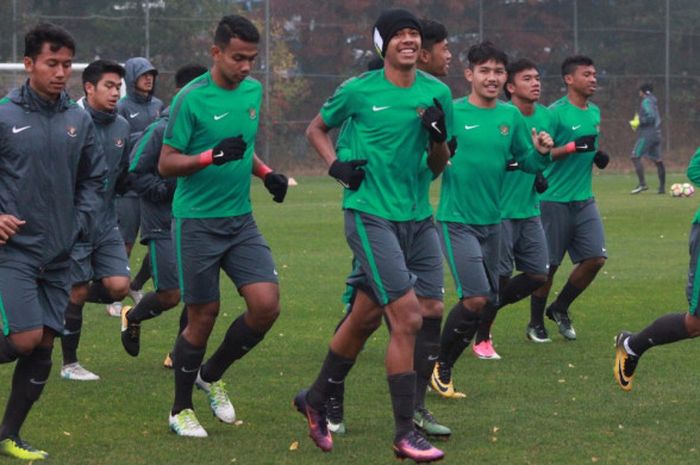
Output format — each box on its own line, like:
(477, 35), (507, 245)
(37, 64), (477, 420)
(638, 93), (661, 141)
(128, 108), (175, 244)
(0, 82), (106, 267)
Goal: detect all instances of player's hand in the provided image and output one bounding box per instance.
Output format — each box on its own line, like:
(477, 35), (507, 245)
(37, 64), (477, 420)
(0, 214), (25, 245)
(593, 150), (610, 169)
(534, 172), (548, 193)
(328, 159), (368, 190)
(447, 136), (458, 157)
(505, 159), (519, 171)
(421, 98), (447, 144)
(572, 134), (596, 153)
(264, 171), (289, 203)
(532, 128), (554, 154)
(212, 136), (247, 165)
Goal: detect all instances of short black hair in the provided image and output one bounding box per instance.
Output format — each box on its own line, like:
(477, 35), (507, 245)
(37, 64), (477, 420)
(420, 19), (448, 51)
(504, 58), (539, 100)
(639, 82), (653, 94)
(82, 59), (124, 94)
(467, 41), (508, 69)
(215, 15), (260, 46)
(175, 64), (208, 88)
(24, 23), (75, 60)
(561, 55), (594, 78)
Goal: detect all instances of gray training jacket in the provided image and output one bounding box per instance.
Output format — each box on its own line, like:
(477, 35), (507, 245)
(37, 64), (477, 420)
(0, 82), (106, 267)
(128, 107), (175, 243)
(116, 57), (164, 146)
(638, 93), (661, 140)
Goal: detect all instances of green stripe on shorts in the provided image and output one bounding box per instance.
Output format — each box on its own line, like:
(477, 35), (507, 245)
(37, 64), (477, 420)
(0, 291), (9, 336)
(174, 219), (185, 296)
(354, 212), (389, 305)
(441, 222), (464, 299)
(149, 241), (160, 291)
(690, 254), (700, 315)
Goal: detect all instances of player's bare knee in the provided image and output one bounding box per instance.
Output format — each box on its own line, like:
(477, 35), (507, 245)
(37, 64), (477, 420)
(685, 314), (700, 337)
(8, 331), (43, 356)
(104, 276), (130, 300)
(529, 273), (548, 286)
(419, 299), (443, 318)
(157, 289), (181, 309)
(248, 302), (280, 331)
(462, 296), (488, 313)
(589, 257), (606, 272)
(70, 283), (89, 305)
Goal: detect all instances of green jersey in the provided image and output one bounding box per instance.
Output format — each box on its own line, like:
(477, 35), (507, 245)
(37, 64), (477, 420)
(501, 103), (553, 219)
(688, 147), (700, 224)
(320, 69), (453, 221)
(164, 72), (261, 219)
(437, 99), (551, 225)
(540, 96), (600, 203)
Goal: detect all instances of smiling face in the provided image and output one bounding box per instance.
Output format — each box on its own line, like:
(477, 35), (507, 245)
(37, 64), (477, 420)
(24, 42), (73, 101)
(383, 27), (421, 71)
(465, 58), (507, 106)
(419, 38), (451, 77)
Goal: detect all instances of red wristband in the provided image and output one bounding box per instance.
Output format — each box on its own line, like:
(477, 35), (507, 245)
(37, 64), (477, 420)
(254, 163), (273, 179)
(564, 141), (576, 154)
(198, 149), (213, 167)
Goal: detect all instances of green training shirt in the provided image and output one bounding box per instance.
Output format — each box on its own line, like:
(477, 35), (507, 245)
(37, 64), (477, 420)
(688, 147), (700, 224)
(320, 69), (453, 221)
(164, 72), (261, 219)
(501, 103), (553, 219)
(437, 99), (551, 225)
(540, 96), (600, 203)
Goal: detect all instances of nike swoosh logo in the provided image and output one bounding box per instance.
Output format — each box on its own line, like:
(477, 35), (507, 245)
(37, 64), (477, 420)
(214, 112), (229, 120)
(431, 121), (442, 134)
(572, 125), (581, 130)
(578, 144), (588, 150)
(12, 125), (31, 134)
(431, 376), (450, 393)
(428, 355), (439, 361)
(180, 366), (199, 373)
(464, 124), (480, 130)
(327, 378), (343, 385)
(616, 363), (629, 387)
(30, 378), (48, 385)
(372, 105), (390, 112)
(129, 112), (140, 119)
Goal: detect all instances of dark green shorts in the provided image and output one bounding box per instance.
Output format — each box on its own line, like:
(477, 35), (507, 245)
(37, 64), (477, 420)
(686, 223), (700, 315)
(498, 216), (549, 277)
(148, 237), (179, 292)
(540, 199), (607, 266)
(69, 226), (130, 284)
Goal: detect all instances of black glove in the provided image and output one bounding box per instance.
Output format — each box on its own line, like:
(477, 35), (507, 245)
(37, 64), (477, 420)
(534, 171), (548, 194)
(506, 159), (519, 171)
(447, 136), (458, 157)
(212, 135), (247, 165)
(328, 159), (368, 190)
(421, 98), (447, 143)
(593, 150), (610, 169)
(573, 134), (597, 153)
(264, 171), (288, 203)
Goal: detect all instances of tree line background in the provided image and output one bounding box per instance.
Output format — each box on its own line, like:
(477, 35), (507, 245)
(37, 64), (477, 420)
(0, 0), (699, 171)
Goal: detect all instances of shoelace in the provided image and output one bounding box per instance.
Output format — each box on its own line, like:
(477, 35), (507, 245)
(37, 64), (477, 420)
(127, 323), (140, 339)
(210, 381), (230, 407)
(416, 408), (436, 424)
(404, 430), (432, 450)
(437, 364), (451, 384)
(181, 411), (201, 430)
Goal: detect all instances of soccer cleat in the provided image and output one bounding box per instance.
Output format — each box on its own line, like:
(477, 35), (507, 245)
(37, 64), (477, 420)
(120, 305), (140, 357)
(630, 185), (649, 195)
(326, 396), (346, 434)
(195, 372), (236, 424)
(472, 339), (501, 360)
(430, 362), (456, 399)
(545, 306), (576, 340)
(169, 409), (208, 437)
(293, 389), (332, 452)
(0, 436), (49, 460)
(60, 362), (100, 381)
(413, 408), (451, 438)
(526, 324), (551, 343)
(393, 430), (445, 462)
(129, 288), (144, 305)
(163, 352), (173, 369)
(614, 331), (639, 392)
(106, 301), (122, 317)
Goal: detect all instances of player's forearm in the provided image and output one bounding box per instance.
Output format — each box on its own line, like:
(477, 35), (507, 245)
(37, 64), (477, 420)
(550, 145), (572, 161)
(427, 141), (450, 176)
(305, 114), (337, 167)
(158, 144), (204, 177)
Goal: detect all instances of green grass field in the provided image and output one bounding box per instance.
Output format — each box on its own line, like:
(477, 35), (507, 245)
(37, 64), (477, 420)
(2, 173), (699, 465)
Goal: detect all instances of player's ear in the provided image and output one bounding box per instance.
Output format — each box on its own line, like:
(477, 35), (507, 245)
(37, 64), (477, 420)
(211, 44), (221, 62)
(563, 74), (574, 86)
(23, 56), (34, 74)
(418, 48), (430, 65)
(464, 66), (473, 83)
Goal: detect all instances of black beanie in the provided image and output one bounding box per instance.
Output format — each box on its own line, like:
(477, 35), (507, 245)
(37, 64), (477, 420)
(372, 9), (423, 59)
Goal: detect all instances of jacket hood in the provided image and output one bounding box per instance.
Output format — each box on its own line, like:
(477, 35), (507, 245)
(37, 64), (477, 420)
(124, 57), (158, 103)
(9, 80), (73, 113)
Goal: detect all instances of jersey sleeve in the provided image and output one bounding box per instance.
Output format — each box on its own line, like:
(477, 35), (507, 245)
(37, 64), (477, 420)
(163, 92), (195, 153)
(130, 121), (175, 203)
(319, 80), (357, 129)
(687, 147), (700, 186)
(511, 110), (551, 173)
(438, 86), (454, 141)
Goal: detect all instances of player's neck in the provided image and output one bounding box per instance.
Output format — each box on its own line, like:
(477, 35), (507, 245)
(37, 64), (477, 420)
(468, 92), (497, 109)
(567, 89), (589, 109)
(511, 96), (535, 115)
(383, 64), (416, 88)
(28, 80), (59, 102)
(211, 65), (242, 91)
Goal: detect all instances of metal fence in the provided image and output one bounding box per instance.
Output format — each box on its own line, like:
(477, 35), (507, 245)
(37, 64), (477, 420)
(1, 0), (698, 171)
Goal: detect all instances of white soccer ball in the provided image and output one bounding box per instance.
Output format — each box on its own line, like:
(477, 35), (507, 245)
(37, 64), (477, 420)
(670, 183), (683, 197)
(682, 183), (695, 197)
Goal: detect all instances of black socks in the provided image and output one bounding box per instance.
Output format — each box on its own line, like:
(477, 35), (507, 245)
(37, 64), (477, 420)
(199, 315), (265, 383)
(61, 302), (84, 365)
(171, 335), (206, 415)
(628, 313), (691, 356)
(307, 349), (356, 412)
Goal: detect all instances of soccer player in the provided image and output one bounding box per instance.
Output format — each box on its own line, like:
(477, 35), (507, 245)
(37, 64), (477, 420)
(630, 83), (665, 194)
(0, 23), (105, 460)
(430, 43), (553, 397)
(59, 60), (133, 381)
(295, 9), (452, 462)
(120, 64), (208, 359)
(324, 17), (453, 439)
(470, 58), (554, 355)
(158, 15), (287, 438)
(614, 147), (700, 391)
(529, 55), (607, 341)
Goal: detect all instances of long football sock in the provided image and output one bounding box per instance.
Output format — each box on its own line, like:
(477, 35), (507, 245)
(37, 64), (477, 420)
(0, 346), (52, 439)
(178, 305), (188, 335)
(530, 294), (547, 326)
(501, 273), (545, 307)
(413, 317), (441, 410)
(474, 303), (497, 344)
(633, 157), (646, 186)
(61, 302), (84, 365)
(388, 372), (417, 442)
(550, 281), (584, 313)
(171, 335), (206, 415)
(307, 349), (355, 411)
(86, 281), (115, 304)
(127, 292), (171, 323)
(439, 302), (479, 366)
(627, 313), (691, 357)
(199, 315), (265, 383)
(130, 252), (151, 291)
(656, 161), (666, 191)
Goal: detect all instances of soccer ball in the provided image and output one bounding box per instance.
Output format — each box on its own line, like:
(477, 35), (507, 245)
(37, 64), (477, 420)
(682, 183), (695, 197)
(670, 183), (683, 197)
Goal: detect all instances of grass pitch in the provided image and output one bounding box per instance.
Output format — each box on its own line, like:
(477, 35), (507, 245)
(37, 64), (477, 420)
(1, 173), (699, 465)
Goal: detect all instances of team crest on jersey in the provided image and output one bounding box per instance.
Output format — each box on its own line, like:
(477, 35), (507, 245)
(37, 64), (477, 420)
(499, 124), (510, 136)
(249, 107), (257, 119)
(416, 106), (425, 117)
(66, 126), (77, 138)
(115, 138), (125, 148)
